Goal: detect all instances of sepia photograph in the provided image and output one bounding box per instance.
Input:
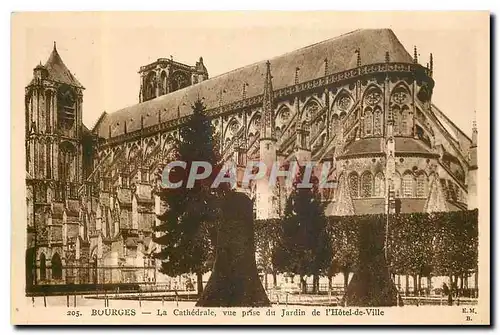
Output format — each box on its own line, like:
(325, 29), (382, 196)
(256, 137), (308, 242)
(10, 11), (490, 325)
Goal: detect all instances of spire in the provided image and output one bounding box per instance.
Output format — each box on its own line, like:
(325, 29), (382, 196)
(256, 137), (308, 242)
(261, 61), (275, 140)
(429, 53), (433, 72)
(413, 45), (418, 64)
(472, 110), (478, 147)
(43, 42), (83, 88)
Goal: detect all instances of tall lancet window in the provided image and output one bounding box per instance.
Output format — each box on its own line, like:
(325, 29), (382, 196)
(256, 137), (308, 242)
(391, 85), (411, 136)
(46, 142), (51, 179)
(59, 141), (76, 182)
(363, 87), (383, 137)
(51, 253), (62, 280)
(373, 107), (383, 135)
(348, 172), (359, 198)
(363, 108), (373, 136)
(57, 85), (76, 129)
(374, 172), (385, 197)
(392, 106), (401, 135)
(416, 172), (428, 198)
(360, 172), (373, 197)
(402, 172), (415, 198)
(39, 253), (46, 280)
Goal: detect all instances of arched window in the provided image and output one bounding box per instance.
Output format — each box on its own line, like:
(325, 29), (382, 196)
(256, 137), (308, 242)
(57, 85), (76, 129)
(39, 253), (46, 280)
(52, 253), (62, 280)
(402, 172), (415, 198)
(373, 107), (383, 136)
(360, 172), (373, 197)
(332, 114), (339, 135)
(392, 106), (401, 135)
(171, 72), (189, 92)
(59, 142), (76, 182)
(348, 172), (359, 198)
(364, 108), (373, 136)
(374, 172), (385, 197)
(160, 71), (167, 95)
(393, 172), (402, 197)
(401, 106), (411, 136)
(144, 72), (156, 101)
(45, 90), (52, 132)
(416, 172), (428, 198)
(304, 100), (321, 121)
(46, 142), (51, 179)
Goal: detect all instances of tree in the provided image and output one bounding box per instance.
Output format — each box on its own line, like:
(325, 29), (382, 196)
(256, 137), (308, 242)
(154, 98), (223, 297)
(196, 192), (271, 307)
(327, 216), (359, 291)
(432, 209), (478, 297)
(255, 219), (281, 289)
(342, 215), (399, 307)
(389, 212), (434, 295)
(274, 165), (332, 294)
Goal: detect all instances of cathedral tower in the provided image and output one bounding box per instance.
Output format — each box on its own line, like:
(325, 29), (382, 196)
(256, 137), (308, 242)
(138, 56), (208, 102)
(26, 42), (85, 189)
(25, 42), (85, 285)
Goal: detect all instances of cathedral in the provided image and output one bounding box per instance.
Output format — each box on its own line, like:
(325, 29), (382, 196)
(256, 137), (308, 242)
(25, 29), (478, 288)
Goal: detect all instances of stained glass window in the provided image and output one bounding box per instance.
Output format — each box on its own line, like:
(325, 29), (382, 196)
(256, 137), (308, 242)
(373, 108), (382, 135)
(402, 106), (411, 136)
(349, 172), (359, 198)
(374, 172), (385, 197)
(402, 173), (415, 197)
(360, 172), (373, 197)
(416, 173), (428, 198)
(364, 109), (373, 136)
(392, 106), (401, 135)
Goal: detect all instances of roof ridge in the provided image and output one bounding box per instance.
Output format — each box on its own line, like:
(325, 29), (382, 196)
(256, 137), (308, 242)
(98, 28), (414, 139)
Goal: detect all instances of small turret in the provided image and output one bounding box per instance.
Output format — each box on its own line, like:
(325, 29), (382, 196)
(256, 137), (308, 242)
(33, 62), (48, 81)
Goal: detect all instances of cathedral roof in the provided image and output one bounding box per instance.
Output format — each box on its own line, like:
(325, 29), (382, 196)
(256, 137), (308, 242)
(341, 138), (384, 156)
(95, 29), (413, 139)
(32, 43), (83, 88)
(394, 137), (432, 154)
(339, 137), (433, 158)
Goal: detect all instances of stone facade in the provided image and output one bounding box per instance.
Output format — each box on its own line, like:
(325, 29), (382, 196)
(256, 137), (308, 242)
(25, 29), (477, 287)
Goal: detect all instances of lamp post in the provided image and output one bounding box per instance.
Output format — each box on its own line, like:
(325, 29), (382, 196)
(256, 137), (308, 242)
(385, 180), (395, 262)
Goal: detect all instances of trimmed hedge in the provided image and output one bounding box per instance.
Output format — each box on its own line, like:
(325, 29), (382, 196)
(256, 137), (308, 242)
(255, 209), (478, 278)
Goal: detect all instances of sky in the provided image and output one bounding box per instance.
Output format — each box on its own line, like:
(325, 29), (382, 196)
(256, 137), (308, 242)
(13, 12), (489, 136)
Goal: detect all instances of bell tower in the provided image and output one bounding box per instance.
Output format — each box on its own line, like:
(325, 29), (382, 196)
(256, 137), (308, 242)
(25, 42), (85, 187)
(138, 56), (209, 102)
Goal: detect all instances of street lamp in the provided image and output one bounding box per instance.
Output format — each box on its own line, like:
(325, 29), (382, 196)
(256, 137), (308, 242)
(385, 180), (395, 262)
